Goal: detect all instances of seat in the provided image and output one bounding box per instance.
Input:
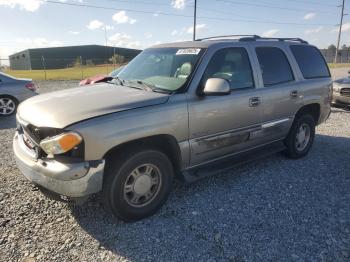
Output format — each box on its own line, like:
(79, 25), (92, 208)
(213, 61), (236, 81)
(175, 62), (192, 79)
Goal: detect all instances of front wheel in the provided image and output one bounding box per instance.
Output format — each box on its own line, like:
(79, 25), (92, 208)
(284, 114), (315, 159)
(102, 149), (174, 222)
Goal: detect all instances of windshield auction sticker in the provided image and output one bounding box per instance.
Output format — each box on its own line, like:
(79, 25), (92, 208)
(176, 48), (201, 55)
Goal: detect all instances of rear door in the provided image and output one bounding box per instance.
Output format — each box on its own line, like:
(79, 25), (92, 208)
(250, 44), (304, 142)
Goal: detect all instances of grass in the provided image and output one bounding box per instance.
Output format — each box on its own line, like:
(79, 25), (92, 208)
(3, 65), (120, 81)
(328, 63), (350, 68)
(3, 63), (350, 81)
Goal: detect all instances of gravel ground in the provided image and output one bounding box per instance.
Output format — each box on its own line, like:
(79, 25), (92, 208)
(331, 67), (350, 80)
(1, 77), (350, 262)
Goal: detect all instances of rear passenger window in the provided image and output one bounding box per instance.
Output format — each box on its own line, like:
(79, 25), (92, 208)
(256, 47), (294, 86)
(290, 45), (330, 79)
(202, 48), (254, 90)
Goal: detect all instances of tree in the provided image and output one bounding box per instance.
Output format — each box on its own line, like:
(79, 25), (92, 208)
(109, 54), (125, 65)
(342, 44), (348, 50)
(328, 44), (336, 51)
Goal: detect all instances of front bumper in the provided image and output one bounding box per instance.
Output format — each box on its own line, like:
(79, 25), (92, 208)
(332, 92), (350, 105)
(13, 132), (105, 198)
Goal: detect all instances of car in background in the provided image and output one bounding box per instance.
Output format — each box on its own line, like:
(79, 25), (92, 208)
(0, 72), (38, 116)
(79, 66), (125, 86)
(333, 74), (350, 106)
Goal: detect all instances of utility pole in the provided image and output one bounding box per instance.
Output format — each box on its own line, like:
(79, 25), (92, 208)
(41, 56), (47, 80)
(193, 0), (197, 41)
(104, 26), (109, 74)
(335, 0), (346, 63)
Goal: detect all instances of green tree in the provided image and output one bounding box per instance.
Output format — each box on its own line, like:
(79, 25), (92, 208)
(328, 44), (336, 51)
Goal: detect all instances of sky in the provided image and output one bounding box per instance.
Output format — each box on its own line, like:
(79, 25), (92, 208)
(0, 0), (349, 65)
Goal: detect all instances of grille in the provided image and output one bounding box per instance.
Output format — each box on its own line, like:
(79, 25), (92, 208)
(21, 124), (41, 145)
(20, 123), (62, 145)
(340, 88), (350, 97)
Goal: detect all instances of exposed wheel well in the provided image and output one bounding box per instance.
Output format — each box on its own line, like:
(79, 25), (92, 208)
(103, 135), (183, 178)
(295, 103), (320, 124)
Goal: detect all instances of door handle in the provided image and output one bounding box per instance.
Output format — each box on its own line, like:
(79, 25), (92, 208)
(249, 97), (261, 107)
(290, 90), (298, 99)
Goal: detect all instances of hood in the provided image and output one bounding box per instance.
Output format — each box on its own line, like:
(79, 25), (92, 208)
(18, 83), (169, 128)
(335, 77), (350, 85)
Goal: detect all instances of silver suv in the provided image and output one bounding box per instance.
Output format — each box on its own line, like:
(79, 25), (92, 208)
(13, 35), (332, 221)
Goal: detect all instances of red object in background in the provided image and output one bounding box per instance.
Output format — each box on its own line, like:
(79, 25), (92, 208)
(25, 82), (38, 92)
(79, 75), (113, 86)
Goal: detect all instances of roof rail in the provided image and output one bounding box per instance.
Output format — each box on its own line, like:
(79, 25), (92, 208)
(196, 35), (308, 44)
(241, 36), (308, 44)
(195, 35), (261, 41)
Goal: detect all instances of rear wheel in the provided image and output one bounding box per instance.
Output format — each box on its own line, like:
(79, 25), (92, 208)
(284, 114), (315, 159)
(102, 149), (174, 222)
(0, 96), (17, 116)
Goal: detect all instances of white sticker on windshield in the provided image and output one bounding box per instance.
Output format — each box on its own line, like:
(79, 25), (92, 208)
(176, 48), (201, 55)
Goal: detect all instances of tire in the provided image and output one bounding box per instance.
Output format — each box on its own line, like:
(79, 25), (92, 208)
(284, 114), (315, 159)
(102, 148), (174, 222)
(0, 95), (18, 116)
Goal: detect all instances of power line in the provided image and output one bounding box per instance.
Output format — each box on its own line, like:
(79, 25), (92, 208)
(283, 0), (336, 7)
(44, 0), (336, 27)
(216, 0), (339, 15)
(95, 0), (262, 20)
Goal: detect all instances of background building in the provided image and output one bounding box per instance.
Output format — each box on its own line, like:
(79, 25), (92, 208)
(9, 45), (141, 70)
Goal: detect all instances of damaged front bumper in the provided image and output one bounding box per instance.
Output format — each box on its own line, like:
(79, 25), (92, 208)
(13, 132), (105, 198)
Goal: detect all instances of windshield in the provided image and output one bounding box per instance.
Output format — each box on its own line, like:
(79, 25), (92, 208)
(109, 66), (125, 77)
(118, 47), (204, 92)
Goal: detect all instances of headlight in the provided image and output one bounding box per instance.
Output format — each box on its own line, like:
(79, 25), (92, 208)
(333, 84), (341, 93)
(40, 132), (82, 155)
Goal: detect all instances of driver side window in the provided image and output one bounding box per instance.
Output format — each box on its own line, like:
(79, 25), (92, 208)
(202, 47), (255, 90)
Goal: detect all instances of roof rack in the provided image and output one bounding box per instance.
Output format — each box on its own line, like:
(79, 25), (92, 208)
(195, 35), (260, 41)
(196, 35), (308, 44)
(241, 36), (308, 44)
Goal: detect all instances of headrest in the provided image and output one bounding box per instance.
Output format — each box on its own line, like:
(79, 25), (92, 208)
(179, 62), (192, 76)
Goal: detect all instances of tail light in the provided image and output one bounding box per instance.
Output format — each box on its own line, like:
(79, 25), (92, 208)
(25, 82), (38, 92)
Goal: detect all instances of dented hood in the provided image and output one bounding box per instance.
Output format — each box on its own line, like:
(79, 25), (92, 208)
(17, 83), (169, 128)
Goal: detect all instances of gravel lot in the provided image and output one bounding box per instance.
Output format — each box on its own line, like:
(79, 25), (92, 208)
(1, 73), (350, 261)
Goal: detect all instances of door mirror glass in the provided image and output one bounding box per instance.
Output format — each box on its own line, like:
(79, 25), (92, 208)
(203, 78), (230, 95)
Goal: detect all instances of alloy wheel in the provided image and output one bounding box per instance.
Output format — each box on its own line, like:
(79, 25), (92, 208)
(0, 97), (16, 116)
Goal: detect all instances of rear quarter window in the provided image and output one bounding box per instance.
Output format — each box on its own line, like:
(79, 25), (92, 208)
(290, 45), (330, 79)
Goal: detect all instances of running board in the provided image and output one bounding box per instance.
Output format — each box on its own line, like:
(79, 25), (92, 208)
(182, 141), (286, 183)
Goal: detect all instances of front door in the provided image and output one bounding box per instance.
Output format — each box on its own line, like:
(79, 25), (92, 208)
(187, 47), (264, 167)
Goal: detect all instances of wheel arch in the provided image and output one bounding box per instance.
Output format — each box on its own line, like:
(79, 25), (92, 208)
(295, 103), (320, 124)
(0, 94), (19, 103)
(103, 134), (183, 179)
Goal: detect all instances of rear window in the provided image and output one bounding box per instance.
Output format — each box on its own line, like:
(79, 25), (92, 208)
(256, 47), (294, 86)
(290, 45), (330, 79)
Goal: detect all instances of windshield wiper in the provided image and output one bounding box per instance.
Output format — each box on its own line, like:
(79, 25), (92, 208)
(111, 76), (124, 86)
(123, 79), (153, 91)
(126, 80), (172, 94)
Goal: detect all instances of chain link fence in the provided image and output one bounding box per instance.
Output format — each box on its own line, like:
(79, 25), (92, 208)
(1, 49), (349, 81)
(0, 57), (125, 80)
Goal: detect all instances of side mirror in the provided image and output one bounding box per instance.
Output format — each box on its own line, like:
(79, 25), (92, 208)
(202, 78), (230, 96)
